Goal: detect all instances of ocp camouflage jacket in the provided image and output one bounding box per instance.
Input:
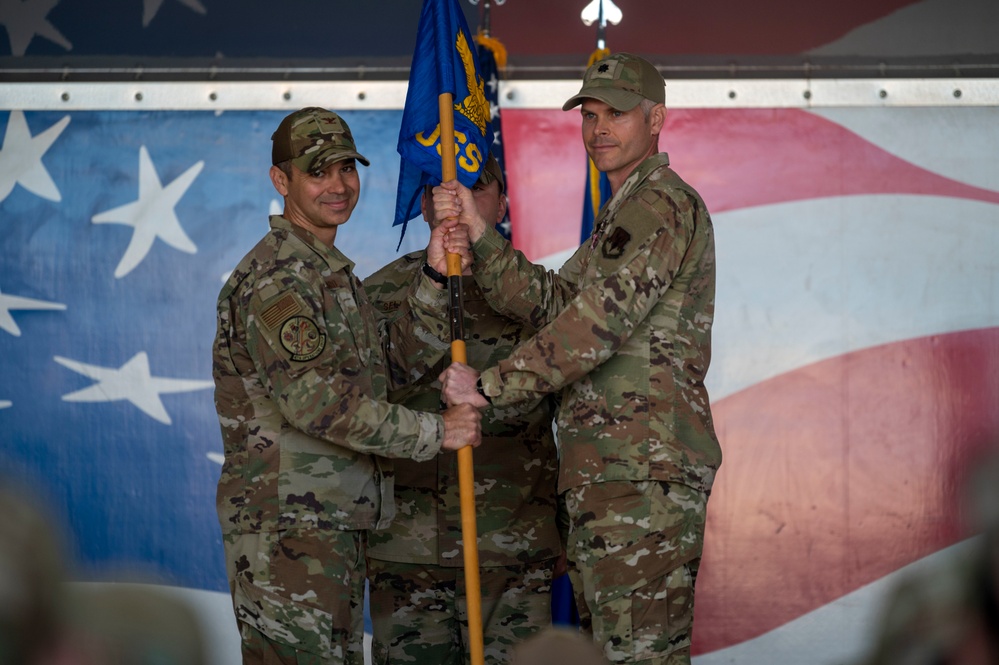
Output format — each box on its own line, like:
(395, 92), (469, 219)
(472, 153), (722, 493)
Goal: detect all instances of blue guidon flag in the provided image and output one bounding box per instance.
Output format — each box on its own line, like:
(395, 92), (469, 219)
(393, 0), (494, 242)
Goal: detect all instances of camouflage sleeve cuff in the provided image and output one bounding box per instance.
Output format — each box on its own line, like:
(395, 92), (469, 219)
(407, 269), (451, 348)
(479, 366), (505, 406)
(472, 224), (506, 265)
(410, 412), (445, 462)
(412, 271), (449, 311)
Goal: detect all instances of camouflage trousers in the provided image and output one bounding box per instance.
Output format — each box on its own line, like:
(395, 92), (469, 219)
(226, 529), (367, 665)
(563, 481), (707, 665)
(367, 558), (557, 664)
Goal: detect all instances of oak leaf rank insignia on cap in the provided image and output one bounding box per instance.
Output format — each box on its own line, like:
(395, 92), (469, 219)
(562, 52), (666, 112)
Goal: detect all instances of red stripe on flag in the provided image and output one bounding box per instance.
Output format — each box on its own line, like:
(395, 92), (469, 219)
(693, 327), (999, 654)
(504, 108), (999, 262)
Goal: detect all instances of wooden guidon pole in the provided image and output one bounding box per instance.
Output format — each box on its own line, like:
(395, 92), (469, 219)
(437, 92), (485, 665)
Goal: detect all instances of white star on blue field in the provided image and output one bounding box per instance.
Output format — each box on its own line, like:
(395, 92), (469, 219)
(91, 146), (203, 278)
(0, 110), (69, 202)
(0, 0), (71, 56)
(0, 287), (66, 336)
(54, 351), (213, 424)
(0, 0), (207, 56)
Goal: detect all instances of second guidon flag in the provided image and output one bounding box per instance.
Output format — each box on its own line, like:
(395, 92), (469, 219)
(580, 150), (612, 241)
(475, 34), (511, 241)
(394, 0), (494, 241)
(580, 48), (613, 241)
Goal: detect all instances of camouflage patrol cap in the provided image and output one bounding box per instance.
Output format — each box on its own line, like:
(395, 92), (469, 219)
(271, 107), (370, 173)
(478, 153), (505, 193)
(562, 53), (666, 112)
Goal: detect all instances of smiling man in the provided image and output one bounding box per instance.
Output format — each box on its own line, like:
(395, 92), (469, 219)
(213, 107), (482, 665)
(436, 54), (721, 664)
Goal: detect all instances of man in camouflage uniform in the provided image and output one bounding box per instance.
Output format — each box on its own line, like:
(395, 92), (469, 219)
(213, 107), (482, 665)
(362, 154), (563, 664)
(435, 54), (721, 664)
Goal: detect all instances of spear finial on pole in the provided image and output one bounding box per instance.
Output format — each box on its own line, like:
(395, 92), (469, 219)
(581, 0), (622, 58)
(467, 0), (506, 38)
(482, 0), (492, 38)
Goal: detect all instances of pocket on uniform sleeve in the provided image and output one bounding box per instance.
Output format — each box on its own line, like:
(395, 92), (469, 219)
(233, 576), (332, 658)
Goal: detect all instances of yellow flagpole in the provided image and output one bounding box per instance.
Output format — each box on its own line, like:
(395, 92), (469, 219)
(438, 92), (485, 665)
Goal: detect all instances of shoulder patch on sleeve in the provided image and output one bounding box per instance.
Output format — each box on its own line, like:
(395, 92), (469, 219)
(602, 226), (633, 260)
(279, 316), (326, 361)
(260, 293), (303, 330)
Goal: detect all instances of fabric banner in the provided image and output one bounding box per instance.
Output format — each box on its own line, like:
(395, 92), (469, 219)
(393, 0), (493, 239)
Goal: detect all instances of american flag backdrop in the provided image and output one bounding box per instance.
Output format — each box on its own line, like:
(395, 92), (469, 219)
(5, 86), (999, 665)
(3, 0), (999, 663)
